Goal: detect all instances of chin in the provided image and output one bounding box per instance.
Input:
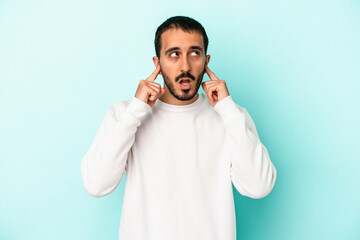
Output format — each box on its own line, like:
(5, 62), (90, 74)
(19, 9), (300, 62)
(174, 88), (198, 101)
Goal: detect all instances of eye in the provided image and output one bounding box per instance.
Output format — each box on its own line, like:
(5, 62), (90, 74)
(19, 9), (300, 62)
(190, 51), (200, 56)
(170, 52), (179, 57)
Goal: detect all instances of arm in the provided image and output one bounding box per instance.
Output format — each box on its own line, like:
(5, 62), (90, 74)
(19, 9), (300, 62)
(81, 97), (151, 197)
(214, 96), (277, 199)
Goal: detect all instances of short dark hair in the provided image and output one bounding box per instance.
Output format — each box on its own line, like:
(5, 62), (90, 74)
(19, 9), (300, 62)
(154, 16), (209, 58)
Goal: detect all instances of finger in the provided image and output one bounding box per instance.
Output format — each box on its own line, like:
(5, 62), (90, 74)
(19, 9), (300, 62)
(206, 84), (220, 93)
(145, 65), (161, 82)
(159, 88), (165, 97)
(146, 84), (161, 95)
(205, 65), (219, 81)
(202, 82), (212, 99)
(202, 80), (218, 90)
(145, 84), (162, 99)
(138, 80), (161, 94)
(203, 85), (215, 103)
(202, 80), (219, 87)
(146, 81), (163, 88)
(202, 81), (220, 92)
(148, 81), (162, 91)
(201, 81), (208, 93)
(148, 88), (160, 101)
(205, 85), (219, 101)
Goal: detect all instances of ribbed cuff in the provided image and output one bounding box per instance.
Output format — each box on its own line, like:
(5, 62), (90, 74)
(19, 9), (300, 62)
(213, 95), (246, 126)
(125, 97), (151, 122)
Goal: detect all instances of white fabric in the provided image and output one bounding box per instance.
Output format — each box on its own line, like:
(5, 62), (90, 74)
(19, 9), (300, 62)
(81, 93), (276, 240)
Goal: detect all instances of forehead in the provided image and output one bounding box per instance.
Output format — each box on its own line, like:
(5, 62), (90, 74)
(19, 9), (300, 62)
(161, 28), (204, 53)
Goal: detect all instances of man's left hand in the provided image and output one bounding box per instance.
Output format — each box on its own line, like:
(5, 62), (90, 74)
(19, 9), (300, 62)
(201, 66), (230, 107)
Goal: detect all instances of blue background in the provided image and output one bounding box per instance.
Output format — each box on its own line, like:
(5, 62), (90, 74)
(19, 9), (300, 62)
(1, 0), (359, 239)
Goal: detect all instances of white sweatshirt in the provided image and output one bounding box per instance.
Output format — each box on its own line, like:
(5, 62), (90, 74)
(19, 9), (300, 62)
(81, 93), (276, 240)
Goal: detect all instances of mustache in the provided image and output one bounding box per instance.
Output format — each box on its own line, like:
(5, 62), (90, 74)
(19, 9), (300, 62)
(175, 72), (195, 82)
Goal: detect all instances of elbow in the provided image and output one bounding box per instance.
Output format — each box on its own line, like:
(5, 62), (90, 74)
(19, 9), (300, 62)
(248, 166), (277, 199)
(82, 181), (112, 198)
(81, 170), (121, 197)
(249, 179), (275, 199)
(81, 164), (119, 198)
(232, 165), (277, 199)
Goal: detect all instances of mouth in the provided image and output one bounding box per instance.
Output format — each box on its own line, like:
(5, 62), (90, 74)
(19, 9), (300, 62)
(179, 78), (192, 89)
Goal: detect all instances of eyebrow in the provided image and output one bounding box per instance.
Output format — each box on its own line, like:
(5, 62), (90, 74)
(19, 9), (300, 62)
(164, 45), (204, 55)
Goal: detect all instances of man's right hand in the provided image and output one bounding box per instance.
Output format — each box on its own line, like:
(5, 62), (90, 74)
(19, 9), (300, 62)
(135, 65), (165, 108)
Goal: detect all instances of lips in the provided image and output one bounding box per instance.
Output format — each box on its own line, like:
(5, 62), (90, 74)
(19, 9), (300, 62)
(179, 78), (191, 83)
(179, 78), (192, 89)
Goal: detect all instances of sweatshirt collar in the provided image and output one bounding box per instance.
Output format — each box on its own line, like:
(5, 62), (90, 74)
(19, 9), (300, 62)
(154, 93), (204, 112)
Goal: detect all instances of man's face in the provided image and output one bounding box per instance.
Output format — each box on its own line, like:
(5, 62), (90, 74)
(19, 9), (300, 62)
(157, 28), (209, 102)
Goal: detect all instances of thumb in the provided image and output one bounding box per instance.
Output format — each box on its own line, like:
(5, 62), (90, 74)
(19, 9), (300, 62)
(201, 82), (207, 92)
(160, 88), (165, 97)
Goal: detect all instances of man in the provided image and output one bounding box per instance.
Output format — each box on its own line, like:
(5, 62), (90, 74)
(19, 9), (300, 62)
(81, 16), (276, 240)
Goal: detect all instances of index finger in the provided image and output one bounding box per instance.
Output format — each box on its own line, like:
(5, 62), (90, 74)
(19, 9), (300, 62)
(205, 65), (219, 81)
(145, 65), (161, 82)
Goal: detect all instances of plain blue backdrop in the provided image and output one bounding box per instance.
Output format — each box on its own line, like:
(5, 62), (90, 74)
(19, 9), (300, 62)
(0, 0), (359, 239)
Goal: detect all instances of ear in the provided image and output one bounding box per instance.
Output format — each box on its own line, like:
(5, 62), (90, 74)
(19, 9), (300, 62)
(153, 56), (162, 75)
(205, 54), (211, 66)
(203, 54), (211, 74)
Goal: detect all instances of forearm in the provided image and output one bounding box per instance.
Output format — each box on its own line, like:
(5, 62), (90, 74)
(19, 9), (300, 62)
(214, 96), (277, 199)
(81, 97), (151, 197)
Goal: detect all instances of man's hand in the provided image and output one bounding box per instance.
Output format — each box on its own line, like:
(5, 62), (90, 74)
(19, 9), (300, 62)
(201, 66), (230, 107)
(135, 65), (165, 108)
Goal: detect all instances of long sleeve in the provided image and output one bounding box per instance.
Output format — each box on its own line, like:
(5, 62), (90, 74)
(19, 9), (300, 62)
(81, 97), (151, 197)
(214, 96), (277, 199)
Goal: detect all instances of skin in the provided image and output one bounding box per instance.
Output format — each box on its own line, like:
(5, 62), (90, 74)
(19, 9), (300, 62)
(135, 28), (230, 107)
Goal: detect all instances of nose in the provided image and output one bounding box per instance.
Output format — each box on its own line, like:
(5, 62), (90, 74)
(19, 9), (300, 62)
(181, 55), (191, 72)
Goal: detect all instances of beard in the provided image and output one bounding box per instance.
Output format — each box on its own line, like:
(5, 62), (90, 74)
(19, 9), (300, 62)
(161, 66), (205, 101)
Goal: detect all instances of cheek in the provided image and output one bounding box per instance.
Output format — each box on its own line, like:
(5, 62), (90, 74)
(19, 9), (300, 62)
(162, 63), (178, 76)
(160, 59), (172, 69)
(192, 60), (206, 74)
(191, 56), (206, 65)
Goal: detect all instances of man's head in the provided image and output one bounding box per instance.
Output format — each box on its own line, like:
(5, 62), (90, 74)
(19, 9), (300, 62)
(153, 16), (210, 104)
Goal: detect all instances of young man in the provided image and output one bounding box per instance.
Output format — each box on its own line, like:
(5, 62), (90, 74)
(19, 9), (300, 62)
(81, 16), (276, 240)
